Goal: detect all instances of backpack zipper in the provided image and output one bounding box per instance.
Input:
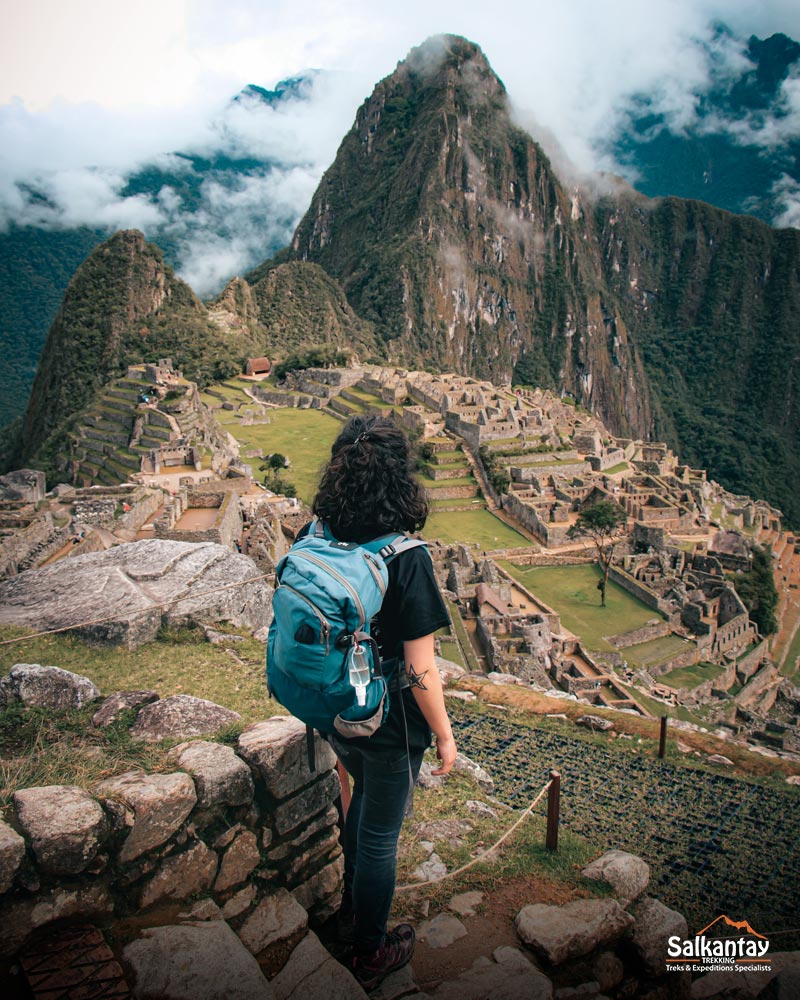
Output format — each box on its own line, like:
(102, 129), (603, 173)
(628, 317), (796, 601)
(293, 551), (368, 625)
(363, 552), (387, 595)
(279, 582), (331, 653)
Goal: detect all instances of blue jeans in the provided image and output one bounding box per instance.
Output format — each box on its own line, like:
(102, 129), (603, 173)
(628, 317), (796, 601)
(330, 735), (424, 953)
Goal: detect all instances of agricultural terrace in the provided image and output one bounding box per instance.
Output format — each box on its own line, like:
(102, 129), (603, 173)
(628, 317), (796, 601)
(451, 704), (800, 945)
(499, 563), (664, 652)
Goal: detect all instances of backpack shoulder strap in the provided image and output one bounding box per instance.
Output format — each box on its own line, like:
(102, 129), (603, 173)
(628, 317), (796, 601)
(372, 535), (428, 563)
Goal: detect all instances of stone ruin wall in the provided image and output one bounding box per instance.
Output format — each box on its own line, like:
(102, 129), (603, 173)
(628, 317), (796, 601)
(0, 716), (343, 964)
(154, 491), (242, 549)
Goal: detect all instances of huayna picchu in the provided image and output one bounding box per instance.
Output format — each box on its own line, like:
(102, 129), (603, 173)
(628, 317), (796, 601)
(6, 33), (800, 530)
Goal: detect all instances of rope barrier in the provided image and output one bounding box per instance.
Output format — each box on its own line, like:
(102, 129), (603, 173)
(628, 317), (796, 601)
(394, 777), (553, 893)
(0, 571), (274, 647)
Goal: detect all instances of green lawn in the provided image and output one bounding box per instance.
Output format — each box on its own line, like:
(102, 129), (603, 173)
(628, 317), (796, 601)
(423, 510), (529, 550)
(779, 625), (800, 679)
(217, 407), (341, 503)
(499, 563), (662, 651)
(659, 660), (725, 689)
(623, 635), (697, 671)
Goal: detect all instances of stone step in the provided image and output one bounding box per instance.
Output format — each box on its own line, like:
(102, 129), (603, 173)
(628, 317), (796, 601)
(113, 450), (143, 472)
(82, 425), (130, 447)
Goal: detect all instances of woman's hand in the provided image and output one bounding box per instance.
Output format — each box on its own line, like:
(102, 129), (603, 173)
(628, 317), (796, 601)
(431, 731), (457, 775)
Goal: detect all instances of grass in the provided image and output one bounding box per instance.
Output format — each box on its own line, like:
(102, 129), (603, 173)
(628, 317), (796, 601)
(623, 635), (697, 670)
(423, 510), (529, 550)
(780, 625), (800, 679)
(214, 407), (341, 503)
(0, 624), (276, 725)
(659, 660), (726, 689)
(438, 639), (466, 669)
(499, 563), (662, 651)
(418, 474), (477, 489)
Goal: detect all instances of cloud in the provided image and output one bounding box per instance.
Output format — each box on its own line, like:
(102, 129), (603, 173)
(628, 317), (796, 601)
(1, 0), (799, 294)
(772, 173), (800, 227)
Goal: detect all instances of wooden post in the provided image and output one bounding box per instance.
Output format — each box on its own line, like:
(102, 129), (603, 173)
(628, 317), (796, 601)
(546, 770), (561, 852)
(658, 715), (668, 759)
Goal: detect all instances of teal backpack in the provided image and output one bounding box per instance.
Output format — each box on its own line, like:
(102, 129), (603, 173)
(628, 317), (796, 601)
(266, 518), (426, 738)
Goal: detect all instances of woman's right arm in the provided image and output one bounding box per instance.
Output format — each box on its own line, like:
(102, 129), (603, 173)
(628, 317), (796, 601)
(403, 633), (457, 775)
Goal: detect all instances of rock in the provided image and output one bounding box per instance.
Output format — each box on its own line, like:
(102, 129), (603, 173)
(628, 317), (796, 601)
(630, 897), (688, 975)
(273, 772), (340, 836)
(171, 740), (255, 809)
(204, 627), (246, 644)
(92, 690), (159, 727)
(431, 951), (553, 999)
(465, 799), (498, 819)
(417, 762), (446, 789)
(94, 770), (196, 863)
(757, 965), (800, 999)
(0, 818), (26, 893)
(691, 951), (800, 999)
(554, 982), (601, 998)
(515, 899), (635, 965)
(436, 656), (466, 680)
(291, 855), (344, 917)
(222, 885), (257, 920)
(418, 913), (468, 949)
(582, 850), (650, 906)
(237, 888), (308, 957)
(415, 819), (473, 844)
(786, 776), (800, 786)
(369, 964), (418, 1000)
(13, 785), (107, 875)
(452, 753), (494, 792)
(215, 831), (261, 892)
(179, 898), (224, 921)
(592, 951), (625, 992)
(576, 715), (616, 733)
(123, 920), (273, 999)
(412, 852), (447, 882)
(487, 672), (525, 685)
(0, 664), (100, 710)
(0, 540), (272, 649)
(444, 690), (477, 701)
(449, 891), (484, 917)
(138, 841), (218, 909)
(237, 717), (336, 800)
(707, 754), (734, 766)
(493, 946), (536, 970)
(0, 883), (113, 960)
(131, 695), (241, 741)
(271, 930), (367, 1000)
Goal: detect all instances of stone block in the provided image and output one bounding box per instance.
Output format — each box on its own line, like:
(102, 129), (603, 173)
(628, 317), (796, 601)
(630, 897), (688, 975)
(237, 717), (335, 800)
(237, 888), (308, 957)
(171, 740), (255, 809)
(515, 899), (634, 965)
(0, 664), (100, 710)
(123, 920), (273, 999)
(270, 930), (368, 1000)
(131, 695), (241, 742)
(13, 785), (107, 875)
(138, 840), (218, 909)
(94, 770), (196, 863)
(418, 913), (468, 949)
(582, 850), (650, 907)
(0, 817), (26, 893)
(272, 772), (340, 836)
(215, 830), (261, 892)
(0, 884), (113, 960)
(291, 855), (344, 915)
(430, 954), (553, 999)
(92, 690), (159, 727)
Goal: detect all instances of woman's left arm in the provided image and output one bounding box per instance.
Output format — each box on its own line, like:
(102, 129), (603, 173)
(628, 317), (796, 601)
(403, 634), (457, 775)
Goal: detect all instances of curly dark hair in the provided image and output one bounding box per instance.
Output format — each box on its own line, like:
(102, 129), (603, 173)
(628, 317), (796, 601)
(312, 415), (428, 541)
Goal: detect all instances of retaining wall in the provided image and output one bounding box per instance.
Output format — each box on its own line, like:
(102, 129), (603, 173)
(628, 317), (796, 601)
(0, 716), (343, 962)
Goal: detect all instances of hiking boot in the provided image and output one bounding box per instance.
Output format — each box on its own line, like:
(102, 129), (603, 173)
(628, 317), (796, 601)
(351, 924), (415, 991)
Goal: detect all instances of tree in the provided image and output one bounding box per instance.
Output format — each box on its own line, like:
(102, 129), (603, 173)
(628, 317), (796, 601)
(567, 499), (627, 607)
(732, 545), (778, 636)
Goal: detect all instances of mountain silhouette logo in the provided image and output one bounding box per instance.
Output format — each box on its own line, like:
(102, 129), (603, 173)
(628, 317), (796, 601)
(696, 915), (767, 939)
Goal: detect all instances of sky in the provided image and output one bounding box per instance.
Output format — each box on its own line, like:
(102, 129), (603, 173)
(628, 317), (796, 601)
(2, 0), (800, 293)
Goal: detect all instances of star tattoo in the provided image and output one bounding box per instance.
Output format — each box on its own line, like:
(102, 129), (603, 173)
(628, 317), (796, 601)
(406, 662), (428, 690)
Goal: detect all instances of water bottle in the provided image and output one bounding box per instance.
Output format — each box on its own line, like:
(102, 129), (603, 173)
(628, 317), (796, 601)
(348, 642), (371, 706)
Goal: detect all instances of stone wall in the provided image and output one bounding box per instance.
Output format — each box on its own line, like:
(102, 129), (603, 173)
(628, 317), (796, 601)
(607, 566), (673, 615)
(0, 511), (56, 578)
(0, 713), (343, 963)
(606, 621), (672, 649)
(155, 491), (242, 549)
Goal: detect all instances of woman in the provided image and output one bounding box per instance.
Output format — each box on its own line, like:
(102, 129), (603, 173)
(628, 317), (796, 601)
(307, 414), (457, 991)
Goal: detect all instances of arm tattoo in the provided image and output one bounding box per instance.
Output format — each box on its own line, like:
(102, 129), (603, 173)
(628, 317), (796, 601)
(406, 662), (428, 690)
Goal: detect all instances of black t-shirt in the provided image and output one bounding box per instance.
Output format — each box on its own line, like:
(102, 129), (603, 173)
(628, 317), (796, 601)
(295, 523), (450, 751)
